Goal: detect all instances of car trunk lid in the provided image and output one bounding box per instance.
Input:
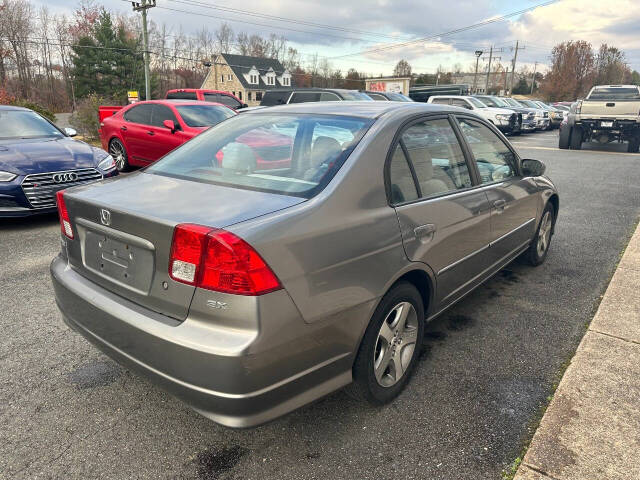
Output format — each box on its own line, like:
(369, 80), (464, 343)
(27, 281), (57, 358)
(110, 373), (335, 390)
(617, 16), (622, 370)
(63, 172), (304, 320)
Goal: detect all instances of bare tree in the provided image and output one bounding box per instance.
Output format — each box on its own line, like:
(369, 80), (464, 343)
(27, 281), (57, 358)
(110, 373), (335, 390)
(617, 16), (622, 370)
(0, 0), (34, 97)
(215, 22), (234, 55)
(393, 59), (412, 77)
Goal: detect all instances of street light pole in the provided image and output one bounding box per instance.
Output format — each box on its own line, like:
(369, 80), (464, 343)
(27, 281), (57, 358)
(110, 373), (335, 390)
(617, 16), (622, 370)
(473, 50), (483, 93)
(485, 46), (493, 94)
(132, 1), (156, 100)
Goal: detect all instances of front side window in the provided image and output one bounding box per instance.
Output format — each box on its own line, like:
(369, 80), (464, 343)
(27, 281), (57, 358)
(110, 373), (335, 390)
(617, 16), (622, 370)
(150, 104), (179, 128)
(147, 114), (373, 198)
(367, 93), (387, 101)
(319, 92), (340, 102)
(0, 110), (63, 139)
(400, 118), (472, 198)
(457, 117), (517, 184)
(451, 98), (472, 110)
(175, 105), (235, 127)
(290, 92), (321, 103)
(124, 104), (153, 125)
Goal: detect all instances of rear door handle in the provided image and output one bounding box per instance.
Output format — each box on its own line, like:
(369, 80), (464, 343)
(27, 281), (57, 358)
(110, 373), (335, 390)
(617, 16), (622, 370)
(147, 130), (154, 136)
(120, 126), (127, 131)
(493, 199), (507, 211)
(414, 224), (436, 239)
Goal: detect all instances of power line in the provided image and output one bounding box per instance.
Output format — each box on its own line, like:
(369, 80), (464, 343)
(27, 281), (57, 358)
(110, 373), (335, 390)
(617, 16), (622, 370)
(163, 0), (412, 41)
(326, 0), (558, 60)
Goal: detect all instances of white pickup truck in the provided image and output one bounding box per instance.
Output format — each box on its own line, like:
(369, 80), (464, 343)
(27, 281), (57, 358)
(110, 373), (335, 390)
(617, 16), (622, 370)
(560, 85), (640, 152)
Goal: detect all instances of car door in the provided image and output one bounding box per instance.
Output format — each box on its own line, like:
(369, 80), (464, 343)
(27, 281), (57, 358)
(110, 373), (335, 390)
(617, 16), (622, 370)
(389, 115), (493, 308)
(455, 116), (539, 264)
(121, 104), (154, 163)
(147, 104), (186, 161)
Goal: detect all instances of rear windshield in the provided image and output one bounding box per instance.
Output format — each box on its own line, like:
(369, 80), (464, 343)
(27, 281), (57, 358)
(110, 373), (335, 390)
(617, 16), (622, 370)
(166, 91), (198, 100)
(146, 113), (373, 198)
(175, 105), (235, 127)
(340, 91), (374, 101)
(588, 87), (640, 100)
(0, 110), (63, 140)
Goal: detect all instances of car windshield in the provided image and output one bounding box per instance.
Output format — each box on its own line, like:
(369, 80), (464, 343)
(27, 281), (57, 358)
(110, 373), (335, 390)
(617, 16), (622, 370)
(340, 91), (374, 101)
(146, 113), (373, 198)
(468, 97), (487, 108)
(175, 105), (235, 127)
(588, 87), (640, 100)
(0, 110), (63, 140)
(502, 98), (520, 107)
(554, 105), (570, 111)
(519, 100), (538, 108)
(386, 92), (413, 102)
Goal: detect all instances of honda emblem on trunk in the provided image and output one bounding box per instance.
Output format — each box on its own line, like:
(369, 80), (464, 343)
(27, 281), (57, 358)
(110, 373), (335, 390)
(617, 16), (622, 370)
(100, 208), (111, 226)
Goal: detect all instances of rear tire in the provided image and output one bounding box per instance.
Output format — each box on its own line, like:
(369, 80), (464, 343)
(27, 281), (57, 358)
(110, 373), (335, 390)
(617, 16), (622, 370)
(627, 136), (640, 153)
(525, 202), (555, 266)
(558, 126), (570, 149)
(569, 126), (583, 150)
(347, 282), (425, 405)
(109, 138), (130, 172)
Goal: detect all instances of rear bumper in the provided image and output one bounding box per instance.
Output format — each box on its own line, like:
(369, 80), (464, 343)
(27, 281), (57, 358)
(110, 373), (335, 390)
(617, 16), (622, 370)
(50, 255), (355, 428)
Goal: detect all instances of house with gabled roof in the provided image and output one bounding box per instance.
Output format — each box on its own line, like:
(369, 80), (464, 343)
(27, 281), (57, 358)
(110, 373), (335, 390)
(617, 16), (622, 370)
(201, 53), (293, 106)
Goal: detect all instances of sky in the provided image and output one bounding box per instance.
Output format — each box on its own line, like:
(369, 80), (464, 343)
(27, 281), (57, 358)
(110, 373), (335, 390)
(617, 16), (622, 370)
(35, 0), (640, 76)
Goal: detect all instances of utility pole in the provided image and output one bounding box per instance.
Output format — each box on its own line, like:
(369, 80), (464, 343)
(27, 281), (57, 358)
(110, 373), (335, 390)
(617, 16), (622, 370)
(510, 40), (524, 95)
(473, 50), (483, 93)
(482, 47), (502, 94)
(484, 46), (493, 94)
(530, 61), (538, 95)
(132, 0), (156, 101)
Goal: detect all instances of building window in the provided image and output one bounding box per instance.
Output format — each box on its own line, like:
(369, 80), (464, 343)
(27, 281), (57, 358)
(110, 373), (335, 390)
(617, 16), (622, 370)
(267, 75), (274, 86)
(220, 75), (224, 83)
(256, 92), (263, 101)
(238, 91), (242, 100)
(248, 92), (252, 101)
(282, 77), (290, 86)
(228, 74), (232, 81)
(250, 74), (258, 84)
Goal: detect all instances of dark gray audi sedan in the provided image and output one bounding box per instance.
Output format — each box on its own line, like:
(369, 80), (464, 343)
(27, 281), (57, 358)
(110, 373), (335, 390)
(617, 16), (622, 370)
(51, 102), (558, 427)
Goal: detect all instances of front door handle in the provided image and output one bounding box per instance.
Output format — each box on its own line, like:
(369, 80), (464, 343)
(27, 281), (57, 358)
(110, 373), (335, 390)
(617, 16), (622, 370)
(147, 130), (155, 136)
(414, 224), (436, 239)
(120, 126), (127, 131)
(493, 199), (507, 211)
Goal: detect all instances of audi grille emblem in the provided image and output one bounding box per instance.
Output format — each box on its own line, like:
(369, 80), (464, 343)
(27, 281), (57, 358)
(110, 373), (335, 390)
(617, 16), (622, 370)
(100, 208), (111, 226)
(53, 172), (78, 183)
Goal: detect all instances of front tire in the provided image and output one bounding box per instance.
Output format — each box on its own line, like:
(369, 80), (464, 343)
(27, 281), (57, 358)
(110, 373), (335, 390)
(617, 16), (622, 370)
(525, 202), (555, 266)
(109, 138), (130, 172)
(348, 282), (425, 404)
(628, 136), (640, 153)
(558, 126), (570, 149)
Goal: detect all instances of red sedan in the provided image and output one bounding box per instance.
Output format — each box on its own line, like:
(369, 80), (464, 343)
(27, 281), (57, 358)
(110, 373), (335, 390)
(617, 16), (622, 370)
(100, 100), (235, 172)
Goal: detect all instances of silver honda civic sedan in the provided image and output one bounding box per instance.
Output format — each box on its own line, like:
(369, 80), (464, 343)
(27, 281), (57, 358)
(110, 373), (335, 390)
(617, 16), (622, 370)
(51, 101), (558, 428)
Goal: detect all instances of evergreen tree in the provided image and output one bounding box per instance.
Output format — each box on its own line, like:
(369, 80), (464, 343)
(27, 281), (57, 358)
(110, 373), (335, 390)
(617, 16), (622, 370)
(71, 9), (145, 102)
(512, 78), (530, 95)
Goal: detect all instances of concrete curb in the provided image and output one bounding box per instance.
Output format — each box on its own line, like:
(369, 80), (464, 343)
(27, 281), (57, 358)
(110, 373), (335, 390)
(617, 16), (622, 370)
(514, 221), (640, 480)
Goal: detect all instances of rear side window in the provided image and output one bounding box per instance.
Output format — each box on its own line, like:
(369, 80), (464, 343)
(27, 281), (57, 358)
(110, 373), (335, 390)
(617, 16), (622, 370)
(367, 93), (387, 101)
(388, 145), (418, 204)
(289, 92), (321, 103)
(166, 91), (197, 100)
(457, 117), (517, 183)
(430, 98), (450, 105)
(124, 104), (153, 125)
(319, 92), (340, 101)
(146, 114), (373, 198)
(150, 104), (178, 128)
(175, 105), (235, 127)
(261, 91), (291, 106)
(401, 119), (472, 198)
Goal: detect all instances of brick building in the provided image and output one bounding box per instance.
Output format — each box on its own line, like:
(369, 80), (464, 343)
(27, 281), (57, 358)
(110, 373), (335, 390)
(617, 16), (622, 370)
(201, 53), (293, 106)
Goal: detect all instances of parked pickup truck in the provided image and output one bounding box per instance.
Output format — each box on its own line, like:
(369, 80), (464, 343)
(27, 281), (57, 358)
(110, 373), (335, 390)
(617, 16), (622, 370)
(560, 85), (640, 152)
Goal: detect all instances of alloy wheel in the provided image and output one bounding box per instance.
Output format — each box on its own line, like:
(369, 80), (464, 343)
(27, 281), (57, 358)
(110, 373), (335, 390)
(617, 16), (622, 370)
(373, 301), (419, 387)
(537, 211), (552, 257)
(109, 141), (126, 171)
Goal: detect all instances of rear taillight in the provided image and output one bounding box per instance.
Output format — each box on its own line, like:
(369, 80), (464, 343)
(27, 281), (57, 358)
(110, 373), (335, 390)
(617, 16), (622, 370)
(169, 223), (281, 296)
(56, 190), (73, 239)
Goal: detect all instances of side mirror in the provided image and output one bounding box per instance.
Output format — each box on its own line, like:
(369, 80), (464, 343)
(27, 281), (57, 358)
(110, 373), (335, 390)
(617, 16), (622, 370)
(522, 158), (546, 177)
(163, 119), (176, 132)
(64, 127), (77, 137)
(242, 103), (249, 109)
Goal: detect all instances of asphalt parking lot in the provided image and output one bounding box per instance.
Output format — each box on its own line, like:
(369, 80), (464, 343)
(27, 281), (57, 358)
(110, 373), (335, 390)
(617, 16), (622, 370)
(2, 130), (640, 479)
